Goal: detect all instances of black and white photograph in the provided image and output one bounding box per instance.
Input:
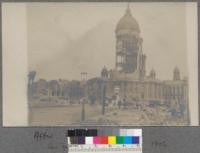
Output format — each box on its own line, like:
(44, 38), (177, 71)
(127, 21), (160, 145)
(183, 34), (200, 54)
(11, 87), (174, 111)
(2, 2), (198, 126)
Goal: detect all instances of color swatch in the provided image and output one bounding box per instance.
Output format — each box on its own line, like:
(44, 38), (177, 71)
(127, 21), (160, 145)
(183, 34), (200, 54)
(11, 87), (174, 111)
(69, 136), (140, 144)
(67, 129), (142, 145)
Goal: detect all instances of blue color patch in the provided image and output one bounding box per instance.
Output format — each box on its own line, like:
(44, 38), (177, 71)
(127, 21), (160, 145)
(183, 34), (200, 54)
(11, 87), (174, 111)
(123, 136), (132, 144)
(132, 136), (139, 144)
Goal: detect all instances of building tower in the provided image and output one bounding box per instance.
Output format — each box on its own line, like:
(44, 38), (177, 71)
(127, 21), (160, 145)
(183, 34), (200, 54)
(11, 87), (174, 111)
(149, 68), (156, 80)
(173, 67), (180, 81)
(115, 4), (146, 78)
(101, 66), (109, 79)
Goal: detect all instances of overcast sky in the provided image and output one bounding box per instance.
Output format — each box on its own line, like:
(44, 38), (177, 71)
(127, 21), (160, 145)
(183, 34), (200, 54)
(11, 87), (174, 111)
(27, 2), (189, 81)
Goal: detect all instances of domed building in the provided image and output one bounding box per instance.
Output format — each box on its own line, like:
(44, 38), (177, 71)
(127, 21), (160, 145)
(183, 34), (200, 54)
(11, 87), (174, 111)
(88, 5), (188, 121)
(116, 5), (140, 33)
(114, 5), (146, 79)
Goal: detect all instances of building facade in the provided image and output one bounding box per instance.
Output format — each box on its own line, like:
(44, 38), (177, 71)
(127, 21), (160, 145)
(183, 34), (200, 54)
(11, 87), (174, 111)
(96, 5), (188, 111)
(29, 5), (188, 114)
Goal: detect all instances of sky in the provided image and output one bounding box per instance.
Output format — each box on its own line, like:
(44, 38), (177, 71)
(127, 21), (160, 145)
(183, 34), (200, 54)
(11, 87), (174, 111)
(27, 2), (189, 81)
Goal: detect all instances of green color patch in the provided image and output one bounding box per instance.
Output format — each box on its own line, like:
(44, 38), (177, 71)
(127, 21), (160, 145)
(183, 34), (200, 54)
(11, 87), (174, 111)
(116, 136), (124, 144)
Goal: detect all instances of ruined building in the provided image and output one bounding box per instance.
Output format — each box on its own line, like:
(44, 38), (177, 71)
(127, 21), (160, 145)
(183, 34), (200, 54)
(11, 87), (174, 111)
(93, 5), (189, 109)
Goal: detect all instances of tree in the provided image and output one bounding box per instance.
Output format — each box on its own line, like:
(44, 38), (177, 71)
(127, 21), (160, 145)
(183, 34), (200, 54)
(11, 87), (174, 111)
(28, 71), (36, 85)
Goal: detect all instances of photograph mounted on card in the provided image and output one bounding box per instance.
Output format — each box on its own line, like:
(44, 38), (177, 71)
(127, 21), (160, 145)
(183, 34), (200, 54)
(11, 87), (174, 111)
(2, 2), (198, 126)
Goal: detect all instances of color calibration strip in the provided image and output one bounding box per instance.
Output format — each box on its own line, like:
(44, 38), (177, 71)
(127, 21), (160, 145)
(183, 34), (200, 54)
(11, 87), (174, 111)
(67, 129), (142, 152)
(67, 129), (142, 145)
(68, 136), (139, 145)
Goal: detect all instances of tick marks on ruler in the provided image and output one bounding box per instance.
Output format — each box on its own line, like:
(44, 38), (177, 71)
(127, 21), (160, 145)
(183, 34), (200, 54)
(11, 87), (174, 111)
(33, 131), (53, 141)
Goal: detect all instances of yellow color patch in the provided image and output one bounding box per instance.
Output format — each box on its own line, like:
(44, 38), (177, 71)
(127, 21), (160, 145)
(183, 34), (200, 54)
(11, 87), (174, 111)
(108, 136), (116, 144)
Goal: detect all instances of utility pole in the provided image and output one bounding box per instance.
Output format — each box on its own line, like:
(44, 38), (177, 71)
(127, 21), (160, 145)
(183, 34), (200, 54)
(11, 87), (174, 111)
(80, 72), (87, 122)
(81, 99), (85, 121)
(101, 80), (106, 115)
